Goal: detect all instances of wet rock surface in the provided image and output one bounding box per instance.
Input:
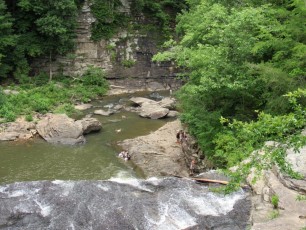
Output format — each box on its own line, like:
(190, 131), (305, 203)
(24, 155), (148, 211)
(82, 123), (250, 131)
(0, 178), (251, 230)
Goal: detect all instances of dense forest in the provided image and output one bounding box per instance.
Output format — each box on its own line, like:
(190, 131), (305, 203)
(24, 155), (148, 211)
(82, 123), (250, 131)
(154, 0), (306, 190)
(0, 0), (305, 190)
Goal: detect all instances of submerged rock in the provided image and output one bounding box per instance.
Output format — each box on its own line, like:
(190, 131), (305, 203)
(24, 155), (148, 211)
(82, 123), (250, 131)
(0, 178), (251, 230)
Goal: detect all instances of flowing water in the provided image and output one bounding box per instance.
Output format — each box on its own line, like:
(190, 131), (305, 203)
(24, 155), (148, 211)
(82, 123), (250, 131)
(0, 91), (171, 185)
(0, 91), (251, 229)
(0, 178), (251, 229)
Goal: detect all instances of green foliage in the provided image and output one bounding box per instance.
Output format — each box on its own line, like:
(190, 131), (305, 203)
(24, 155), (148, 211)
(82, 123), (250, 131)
(1, 0), (79, 79)
(269, 210), (280, 219)
(82, 66), (109, 88)
(0, 68), (109, 121)
(25, 114), (33, 122)
(296, 195), (306, 201)
(214, 89), (306, 193)
(271, 194), (279, 209)
(0, 0), (17, 78)
(0, 87), (6, 106)
(54, 103), (76, 116)
(131, 0), (187, 39)
(121, 59), (136, 68)
(154, 0), (306, 177)
(90, 0), (128, 40)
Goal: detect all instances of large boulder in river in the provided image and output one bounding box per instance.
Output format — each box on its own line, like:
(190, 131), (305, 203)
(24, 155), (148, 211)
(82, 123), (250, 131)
(36, 114), (85, 145)
(158, 97), (176, 109)
(130, 97), (157, 106)
(76, 117), (102, 134)
(130, 97), (173, 119)
(139, 103), (169, 119)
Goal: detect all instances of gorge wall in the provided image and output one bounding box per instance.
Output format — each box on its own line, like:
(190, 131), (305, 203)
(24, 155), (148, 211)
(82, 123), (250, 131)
(33, 0), (179, 89)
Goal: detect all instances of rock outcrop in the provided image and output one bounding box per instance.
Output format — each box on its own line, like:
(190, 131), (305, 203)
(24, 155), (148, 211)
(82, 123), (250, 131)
(36, 114), (101, 145)
(129, 96), (177, 119)
(248, 143), (306, 229)
(76, 117), (102, 134)
(0, 121), (36, 141)
(36, 114), (85, 145)
(119, 120), (189, 177)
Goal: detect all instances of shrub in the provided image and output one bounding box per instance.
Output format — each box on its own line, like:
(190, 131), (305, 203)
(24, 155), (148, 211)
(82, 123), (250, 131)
(25, 114), (33, 122)
(121, 59), (136, 68)
(269, 210), (280, 219)
(0, 88), (6, 106)
(271, 194), (279, 209)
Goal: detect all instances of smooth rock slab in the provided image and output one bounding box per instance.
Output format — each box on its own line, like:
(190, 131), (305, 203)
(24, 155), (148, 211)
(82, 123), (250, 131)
(0, 178), (251, 230)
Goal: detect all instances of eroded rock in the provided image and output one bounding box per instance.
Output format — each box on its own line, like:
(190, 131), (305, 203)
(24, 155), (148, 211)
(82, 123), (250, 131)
(119, 120), (188, 177)
(0, 121), (36, 141)
(76, 117), (102, 134)
(36, 114), (85, 145)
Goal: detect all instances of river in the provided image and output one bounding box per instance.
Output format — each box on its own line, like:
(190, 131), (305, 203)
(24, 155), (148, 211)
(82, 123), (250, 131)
(0, 91), (170, 185)
(0, 91), (251, 229)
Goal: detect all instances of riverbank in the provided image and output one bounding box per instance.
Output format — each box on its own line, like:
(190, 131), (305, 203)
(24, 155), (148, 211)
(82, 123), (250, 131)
(119, 118), (306, 229)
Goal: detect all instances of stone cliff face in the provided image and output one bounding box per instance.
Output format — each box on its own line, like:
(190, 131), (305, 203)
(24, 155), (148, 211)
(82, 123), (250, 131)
(33, 0), (177, 88)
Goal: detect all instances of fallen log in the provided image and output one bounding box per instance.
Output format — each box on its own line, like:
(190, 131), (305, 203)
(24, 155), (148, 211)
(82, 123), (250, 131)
(190, 178), (229, 185)
(172, 175), (229, 185)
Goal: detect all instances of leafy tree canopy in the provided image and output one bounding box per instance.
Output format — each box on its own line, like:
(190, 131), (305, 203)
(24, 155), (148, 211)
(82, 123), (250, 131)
(154, 0), (306, 168)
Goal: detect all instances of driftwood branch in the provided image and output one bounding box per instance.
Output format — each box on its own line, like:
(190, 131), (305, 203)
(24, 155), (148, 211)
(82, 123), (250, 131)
(190, 178), (229, 185)
(172, 175), (229, 185)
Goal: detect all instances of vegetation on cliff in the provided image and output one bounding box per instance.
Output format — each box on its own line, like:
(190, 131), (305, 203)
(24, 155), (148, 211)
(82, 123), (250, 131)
(154, 0), (306, 190)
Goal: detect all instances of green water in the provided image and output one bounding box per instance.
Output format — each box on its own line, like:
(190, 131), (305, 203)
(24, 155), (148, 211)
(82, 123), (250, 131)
(0, 92), (171, 185)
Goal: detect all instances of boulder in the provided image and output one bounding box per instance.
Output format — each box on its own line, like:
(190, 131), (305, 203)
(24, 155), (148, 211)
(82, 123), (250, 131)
(74, 103), (93, 110)
(76, 117), (102, 134)
(3, 89), (19, 95)
(130, 97), (157, 106)
(166, 110), (179, 118)
(158, 97), (176, 109)
(36, 114), (85, 145)
(94, 109), (114, 116)
(139, 103), (169, 119)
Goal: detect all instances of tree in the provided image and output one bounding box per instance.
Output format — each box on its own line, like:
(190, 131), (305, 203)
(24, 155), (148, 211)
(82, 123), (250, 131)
(0, 0), (17, 78)
(154, 0), (306, 162)
(3, 0), (79, 81)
